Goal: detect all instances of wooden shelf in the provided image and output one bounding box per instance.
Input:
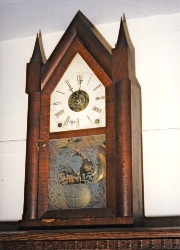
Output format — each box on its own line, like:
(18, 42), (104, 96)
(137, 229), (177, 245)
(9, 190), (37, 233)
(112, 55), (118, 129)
(0, 226), (180, 249)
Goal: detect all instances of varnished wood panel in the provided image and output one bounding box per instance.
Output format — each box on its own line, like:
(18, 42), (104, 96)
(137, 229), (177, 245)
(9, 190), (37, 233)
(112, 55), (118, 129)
(1, 228), (180, 249)
(20, 217), (133, 229)
(114, 78), (133, 218)
(23, 93), (41, 220)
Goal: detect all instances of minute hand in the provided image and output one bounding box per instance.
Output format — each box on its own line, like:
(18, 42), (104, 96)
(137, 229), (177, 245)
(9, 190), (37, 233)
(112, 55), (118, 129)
(77, 75), (83, 98)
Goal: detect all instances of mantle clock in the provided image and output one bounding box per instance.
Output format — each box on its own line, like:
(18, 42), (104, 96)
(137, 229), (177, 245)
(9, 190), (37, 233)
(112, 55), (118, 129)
(21, 11), (143, 228)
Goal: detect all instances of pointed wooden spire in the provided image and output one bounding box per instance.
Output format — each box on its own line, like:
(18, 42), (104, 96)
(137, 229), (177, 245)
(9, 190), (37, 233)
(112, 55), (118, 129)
(112, 15), (131, 80)
(26, 34), (43, 93)
(116, 17), (128, 48)
(31, 34), (43, 64)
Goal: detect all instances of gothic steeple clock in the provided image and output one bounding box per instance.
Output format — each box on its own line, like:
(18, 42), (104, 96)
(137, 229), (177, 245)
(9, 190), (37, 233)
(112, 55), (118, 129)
(21, 11), (143, 228)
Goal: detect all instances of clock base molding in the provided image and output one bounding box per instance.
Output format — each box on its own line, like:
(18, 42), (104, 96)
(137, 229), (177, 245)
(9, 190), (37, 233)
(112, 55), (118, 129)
(19, 216), (134, 230)
(0, 227), (180, 249)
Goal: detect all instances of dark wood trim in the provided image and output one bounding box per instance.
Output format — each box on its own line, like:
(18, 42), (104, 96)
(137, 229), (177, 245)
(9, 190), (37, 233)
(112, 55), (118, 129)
(23, 93), (41, 220)
(20, 217), (133, 229)
(1, 226), (180, 249)
(41, 11), (111, 89)
(114, 78), (133, 217)
(38, 93), (50, 218)
(105, 83), (116, 215)
(1, 227), (180, 240)
(49, 127), (106, 140)
(42, 38), (111, 94)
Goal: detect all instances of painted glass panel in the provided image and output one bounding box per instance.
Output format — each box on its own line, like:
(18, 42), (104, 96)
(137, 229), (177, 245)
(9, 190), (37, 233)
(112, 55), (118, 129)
(48, 134), (106, 209)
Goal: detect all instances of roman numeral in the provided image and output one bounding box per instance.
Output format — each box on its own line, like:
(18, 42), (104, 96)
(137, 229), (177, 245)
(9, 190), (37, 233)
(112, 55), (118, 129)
(64, 116), (71, 126)
(92, 106), (102, 113)
(95, 96), (105, 100)
(87, 115), (92, 123)
(93, 84), (101, 91)
(87, 76), (92, 85)
(77, 74), (83, 84)
(55, 109), (64, 118)
(76, 118), (80, 128)
(56, 90), (65, 94)
(53, 101), (62, 105)
(65, 80), (73, 93)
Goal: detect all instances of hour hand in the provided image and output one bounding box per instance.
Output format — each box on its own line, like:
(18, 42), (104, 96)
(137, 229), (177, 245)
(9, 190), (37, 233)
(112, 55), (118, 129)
(65, 80), (73, 93)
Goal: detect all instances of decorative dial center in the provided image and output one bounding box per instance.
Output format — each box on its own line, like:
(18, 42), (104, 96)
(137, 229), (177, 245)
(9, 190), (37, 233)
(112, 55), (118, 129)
(68, 90), (89, 112)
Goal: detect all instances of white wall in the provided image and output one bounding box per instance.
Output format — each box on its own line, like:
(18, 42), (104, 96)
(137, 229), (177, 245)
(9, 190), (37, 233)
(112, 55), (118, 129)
(0, 13), (180, 221)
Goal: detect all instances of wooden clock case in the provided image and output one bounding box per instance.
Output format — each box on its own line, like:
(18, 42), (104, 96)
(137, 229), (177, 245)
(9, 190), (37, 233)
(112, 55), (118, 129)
(21, 11), (143, 228)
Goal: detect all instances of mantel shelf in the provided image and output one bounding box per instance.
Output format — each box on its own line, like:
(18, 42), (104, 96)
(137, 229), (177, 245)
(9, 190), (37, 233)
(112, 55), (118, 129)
(1, 226), (180, 249)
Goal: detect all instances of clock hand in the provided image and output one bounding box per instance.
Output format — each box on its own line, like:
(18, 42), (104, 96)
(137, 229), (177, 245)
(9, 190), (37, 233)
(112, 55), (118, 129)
(65, 80), (73, 93)
(77, 74), (83, 98)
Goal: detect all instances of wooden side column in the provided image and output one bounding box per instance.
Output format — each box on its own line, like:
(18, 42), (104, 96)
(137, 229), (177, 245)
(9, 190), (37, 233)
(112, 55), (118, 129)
(112, 18), (133, 217)
(23, 35), (43, 220)
(23, 92), (41, 220)
(114, 78), (132, 217)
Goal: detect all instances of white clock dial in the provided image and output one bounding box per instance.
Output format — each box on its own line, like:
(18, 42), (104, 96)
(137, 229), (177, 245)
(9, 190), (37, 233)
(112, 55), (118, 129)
(50, 53), (106, 132)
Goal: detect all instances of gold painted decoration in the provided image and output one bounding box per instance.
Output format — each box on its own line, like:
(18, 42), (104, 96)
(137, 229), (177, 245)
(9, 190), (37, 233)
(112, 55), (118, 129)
(48, 134), (106, 210)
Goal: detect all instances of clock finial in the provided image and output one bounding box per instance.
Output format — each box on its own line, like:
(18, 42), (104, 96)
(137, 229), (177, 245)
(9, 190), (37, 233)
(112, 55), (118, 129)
(31, 34), (44, 64)
(26, 34), (43, 93)
(116, 17), (128, 48)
